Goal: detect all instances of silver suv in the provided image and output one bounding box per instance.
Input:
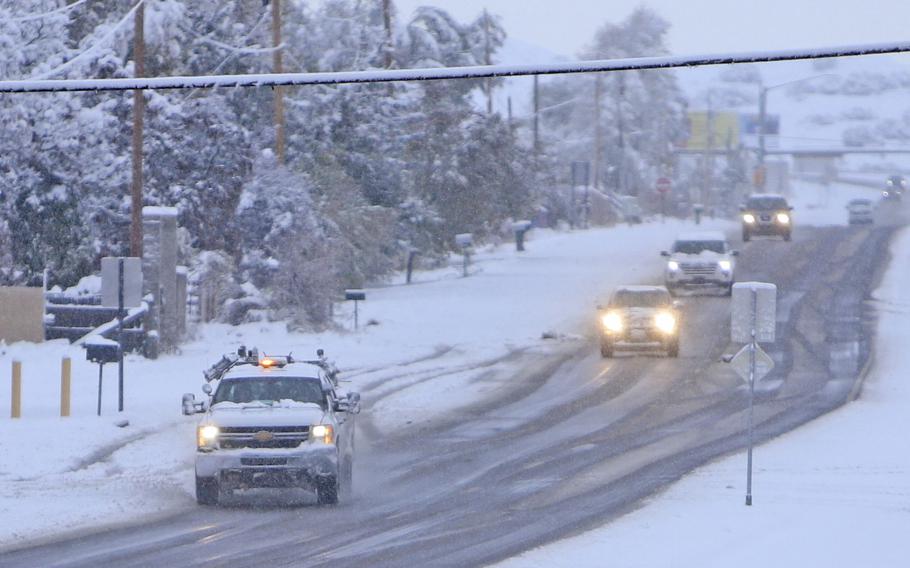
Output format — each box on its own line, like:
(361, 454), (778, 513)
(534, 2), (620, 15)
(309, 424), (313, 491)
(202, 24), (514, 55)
(182, 348), (360, 506)
(661, 231), (738, 296)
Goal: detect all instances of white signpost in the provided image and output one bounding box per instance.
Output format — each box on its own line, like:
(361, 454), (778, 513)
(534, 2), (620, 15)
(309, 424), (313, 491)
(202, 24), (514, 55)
(730, 281), (778, 507)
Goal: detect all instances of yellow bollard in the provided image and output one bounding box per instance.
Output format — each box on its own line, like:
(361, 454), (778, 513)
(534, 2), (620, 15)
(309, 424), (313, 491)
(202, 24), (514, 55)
(11, 360), (21, 419)
(61, 357), (71, 417)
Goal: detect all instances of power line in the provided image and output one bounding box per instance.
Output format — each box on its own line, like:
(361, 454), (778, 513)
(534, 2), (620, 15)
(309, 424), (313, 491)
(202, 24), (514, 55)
(3, 40), (910, 93)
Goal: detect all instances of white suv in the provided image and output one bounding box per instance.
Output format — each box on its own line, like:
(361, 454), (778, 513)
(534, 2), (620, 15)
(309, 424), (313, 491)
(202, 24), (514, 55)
(661, 231), (738, 296)
(182, 348), (360, 506)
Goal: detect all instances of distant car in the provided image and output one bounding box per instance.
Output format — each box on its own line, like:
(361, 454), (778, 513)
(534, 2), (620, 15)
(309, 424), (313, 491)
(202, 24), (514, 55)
(598, 285), (680, 358)
(882, 175), (906, 201)
(661, 231), (738, 296)
(846, 198), (874, 225)
(740, 194), (793, 242)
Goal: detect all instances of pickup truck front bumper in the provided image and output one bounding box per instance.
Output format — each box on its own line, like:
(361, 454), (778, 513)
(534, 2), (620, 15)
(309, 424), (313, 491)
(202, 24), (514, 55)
(196, 446), (338, 489)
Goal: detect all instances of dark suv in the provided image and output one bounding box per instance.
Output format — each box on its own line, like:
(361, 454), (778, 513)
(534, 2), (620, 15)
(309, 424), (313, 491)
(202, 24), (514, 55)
(740, 194), (793, 242)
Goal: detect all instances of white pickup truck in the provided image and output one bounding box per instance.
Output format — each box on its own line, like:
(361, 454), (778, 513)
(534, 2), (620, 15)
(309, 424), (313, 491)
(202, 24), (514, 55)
(182, 348), (360, 506)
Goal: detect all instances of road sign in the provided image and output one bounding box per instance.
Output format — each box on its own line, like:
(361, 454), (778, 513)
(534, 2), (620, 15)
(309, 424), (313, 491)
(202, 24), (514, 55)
(101, 257), (142, 308)
(731, 282), (777, 343)
(655, 177), (672, 193)
(730, 343), (775, 383)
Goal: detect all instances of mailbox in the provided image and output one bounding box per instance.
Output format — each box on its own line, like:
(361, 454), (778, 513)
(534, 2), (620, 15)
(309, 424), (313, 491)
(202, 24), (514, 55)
(85, 340), (121, 364)
(345, 289), (366, 301)
(455, 233), (473, 248)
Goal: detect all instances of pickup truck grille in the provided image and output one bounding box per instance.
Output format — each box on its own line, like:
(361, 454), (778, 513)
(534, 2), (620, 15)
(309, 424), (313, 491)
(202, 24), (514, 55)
(680, 262), (717, 276)
(218, 426), (310, 450)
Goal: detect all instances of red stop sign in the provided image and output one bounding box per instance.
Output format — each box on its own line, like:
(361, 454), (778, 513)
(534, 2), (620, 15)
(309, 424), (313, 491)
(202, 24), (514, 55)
(656, 177), (672, 194)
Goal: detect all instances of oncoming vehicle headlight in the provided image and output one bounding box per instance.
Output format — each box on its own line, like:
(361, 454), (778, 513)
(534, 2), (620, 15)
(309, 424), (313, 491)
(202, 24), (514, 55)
(776, 213), (790, 224)
(601, 312), (623, 333)
(742, 213), (756, 224)
(718, 260), (732, 272)
(310, 424), (335, 444)
(197, 425), (219, 449)
(654, 311), (677, 334)
(667, 260), (680, 271)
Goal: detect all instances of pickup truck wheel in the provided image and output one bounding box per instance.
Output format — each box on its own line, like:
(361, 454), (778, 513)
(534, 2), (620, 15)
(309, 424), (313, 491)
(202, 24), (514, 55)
(195, 476), (219, 506)
(316, 476), (339, 505)
(600, 340), (614, 359)
(725, 283), (734, 297)
(666, 339), (680, 358)
(742, 230), (751, 242)
(783, 231), (792, 242)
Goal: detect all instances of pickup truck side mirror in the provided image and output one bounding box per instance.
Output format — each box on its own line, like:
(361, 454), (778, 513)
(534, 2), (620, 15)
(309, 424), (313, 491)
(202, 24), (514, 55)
(181, 393), (195, 415)
(731, 250), (740, 257)
(182, 393), (208, 415)
(334, 391), (362, 415)
(660, 251), (670, 257)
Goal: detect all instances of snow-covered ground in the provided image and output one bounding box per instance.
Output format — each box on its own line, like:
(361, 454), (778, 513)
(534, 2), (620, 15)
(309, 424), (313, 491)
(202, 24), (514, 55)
(0, 180), (875, 550)
(0, 215), (735, 548)
(495, 209), (910, 568)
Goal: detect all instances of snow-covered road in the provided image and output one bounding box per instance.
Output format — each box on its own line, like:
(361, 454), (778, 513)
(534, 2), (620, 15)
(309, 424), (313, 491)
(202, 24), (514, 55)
(0, 180), (899, 567)
(497, 205), (910, 568)
(0, 216), (731, 548)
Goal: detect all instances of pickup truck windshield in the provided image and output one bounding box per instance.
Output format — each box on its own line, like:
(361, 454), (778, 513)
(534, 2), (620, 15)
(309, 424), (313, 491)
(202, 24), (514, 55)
(213, 377), (325, 406)
(673, 240), (725, 254)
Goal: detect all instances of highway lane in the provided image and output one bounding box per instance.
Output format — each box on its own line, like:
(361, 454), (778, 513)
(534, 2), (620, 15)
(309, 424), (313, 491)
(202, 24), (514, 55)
(2, 219), (899, 568)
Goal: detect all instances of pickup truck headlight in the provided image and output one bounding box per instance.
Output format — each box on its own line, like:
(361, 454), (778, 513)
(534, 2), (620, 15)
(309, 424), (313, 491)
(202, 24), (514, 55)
(667, 260), (679, 271)
(718, 260), (732, 271)
(742, 213), (756, 224)
(310, 424), (334, 444)
(601, 311), (623, 333)
(197, 425), (219, 449)
(654, 311), (677, 334)
(776, 213), (790, 224)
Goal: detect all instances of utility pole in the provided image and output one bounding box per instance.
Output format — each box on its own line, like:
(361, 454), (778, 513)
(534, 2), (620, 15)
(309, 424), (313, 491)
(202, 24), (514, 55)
(757, 86), (768, 189)
(532, 74), (540, 155)
(593, 75), (603, 189)
(617, 75), (626, 194)
(271, 0), (285, 165)
(704, 93), (716, 207)
(129, 3), (145, 257)
(382, 0), (393, 68)
(483, 9), (492, 114)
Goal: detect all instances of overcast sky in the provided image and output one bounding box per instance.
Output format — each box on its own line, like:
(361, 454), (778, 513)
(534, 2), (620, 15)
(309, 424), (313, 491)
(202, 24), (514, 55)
(394, 0), (910, 58)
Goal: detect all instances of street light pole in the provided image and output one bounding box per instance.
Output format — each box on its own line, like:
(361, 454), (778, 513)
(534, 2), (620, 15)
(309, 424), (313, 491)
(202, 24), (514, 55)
(755, 73), (837, 188)
(757, 87), (767, 169)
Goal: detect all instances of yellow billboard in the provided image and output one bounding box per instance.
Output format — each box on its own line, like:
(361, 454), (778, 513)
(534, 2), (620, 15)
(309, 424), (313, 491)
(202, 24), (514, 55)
(686, 112), (740, 150)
